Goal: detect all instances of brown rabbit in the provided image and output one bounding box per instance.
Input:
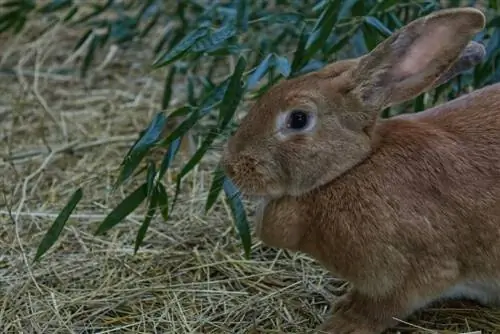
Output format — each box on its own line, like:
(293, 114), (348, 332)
(221, 7), (500, 334)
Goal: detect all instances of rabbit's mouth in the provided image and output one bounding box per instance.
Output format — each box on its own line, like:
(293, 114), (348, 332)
(229, 177), (284, 198)
(221, 154), (285, 197)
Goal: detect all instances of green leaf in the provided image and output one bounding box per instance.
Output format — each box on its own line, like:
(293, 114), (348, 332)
(218, 56), (247, 130)
(291, 25), (309, 74)
(199, 80), (230, 115)
(337, 0), (359, 20)
(145, 160), (156, 198)
(236, 0), (249, 32)
(364, 16), (392, 37)
(134, 192), (157, 254)
(303, 0), (341, 60)
(374, 0), (399, 12)
(33, 187), (83, 262)
(37, 0), (72, 13)
(162, 65), (177, 110)
(114, 112), (166, 189)
(63, 5), (78, 22)
(158, 137), (181, 180)
(413, 93), (425, 113)
(161, 108), (201, 148)
(152, 26), (209, 68)
(178, 130), (219, 180)
(274, 55), (291, 78)
(156, 183), (169, 221)
(205, 163), (226, 213)
(170, 129), (219, 212)
(252, 13), (304, 26)
(95, 183), (148, 235)
(191, 24), (237, 53)
(487, 15), (500, 29)
(246, 53), (273, 90)
(223, 179), (251, 258)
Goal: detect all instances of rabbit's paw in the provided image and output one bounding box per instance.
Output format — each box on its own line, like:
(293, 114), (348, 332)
(315, 290), (395, 334)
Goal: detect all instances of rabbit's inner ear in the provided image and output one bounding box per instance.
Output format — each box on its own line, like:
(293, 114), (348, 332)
(393, 27), (452, 80)
(351, 8), (485, 111)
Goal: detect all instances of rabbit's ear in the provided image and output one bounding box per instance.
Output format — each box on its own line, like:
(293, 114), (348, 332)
(352, 8), (485, 110)
(432, 41), (486, 88)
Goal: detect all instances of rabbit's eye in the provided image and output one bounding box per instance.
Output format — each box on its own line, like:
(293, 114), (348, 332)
(287, 110), (309, 130)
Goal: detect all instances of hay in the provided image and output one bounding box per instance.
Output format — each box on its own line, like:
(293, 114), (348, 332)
(1, 19), (500, 334)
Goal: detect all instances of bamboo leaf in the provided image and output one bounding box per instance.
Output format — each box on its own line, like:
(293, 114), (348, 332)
(291, 25), (310, 74)
(364, 16), (392, 37)
(153, 27), (209, 68)
(191, 23), (237, 53)
(162, 65), (177, 110)
(170, 129), (219, 212)
(303, 0), (342, 60)
(114, 112), (166, 189)
(218, 56), (247, 130)
(134, 192), (157, 254)
(146, 160), (156, 198)
(158, 137), (181, 180)
(247, 53), (273, 90)
(33, 188), (83, 262)
(274, 55), (291, 78)
(223, 179), (251, 258)
(205, 163), (226, 213)
(156, 183), (169, 221)
(95, 183), (148, 235)
(38, 0), (72, 13)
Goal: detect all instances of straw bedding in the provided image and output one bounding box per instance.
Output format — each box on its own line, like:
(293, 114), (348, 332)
(1, 18), (499, 334)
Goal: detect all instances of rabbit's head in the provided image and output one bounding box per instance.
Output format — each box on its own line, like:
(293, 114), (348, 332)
(222, 8), (485, 198)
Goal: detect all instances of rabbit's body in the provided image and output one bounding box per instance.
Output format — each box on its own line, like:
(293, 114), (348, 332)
(223, 7), (497, 333)
(260, 81), (500, 294)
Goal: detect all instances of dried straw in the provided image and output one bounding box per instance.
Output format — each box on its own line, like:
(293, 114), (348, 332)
(1, 17), (499, 334)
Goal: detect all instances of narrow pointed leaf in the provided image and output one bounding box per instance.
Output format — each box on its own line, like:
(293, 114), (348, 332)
(291, 25), (309, 74)
(191, 24), (237, 53)
(236, 0), (249, 32)
(134, 195), (157, 254)
(33, 187), (83, 262)
(158, 137), (181, 179)
(156, 183), (169, 221)
(274, 55), (291, 78)
(246, 53), (273, 90)
(146, 161), (156, 198)
(178, 130), (219, 180)
(304, 0), (341, 60)
(205, 163), (226, 213)
(170, 129), (219, 212)
(199, 79), (230, 114)
(223, 179), (251, 258)
(152, 27), (209, 68)
(161, 109), (201, 148)
(364, 16), (392, 37)
(218, 56), (247, 130)
(114, 112), (166, 189)
(38, 0), (72, 13)
(95, 183), (148, 235)
(162, 66), (177, 110)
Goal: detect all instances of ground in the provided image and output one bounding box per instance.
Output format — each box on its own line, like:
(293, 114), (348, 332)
(1, 15), (499, 334)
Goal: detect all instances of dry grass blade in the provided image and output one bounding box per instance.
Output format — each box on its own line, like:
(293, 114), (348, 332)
(1, 13), (500, 334)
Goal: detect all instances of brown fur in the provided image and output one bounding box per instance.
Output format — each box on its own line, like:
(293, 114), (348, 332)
(221, 7), (499, 334)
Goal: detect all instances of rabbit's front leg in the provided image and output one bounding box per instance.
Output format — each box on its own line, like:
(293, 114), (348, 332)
(316, 289), (406, 334)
